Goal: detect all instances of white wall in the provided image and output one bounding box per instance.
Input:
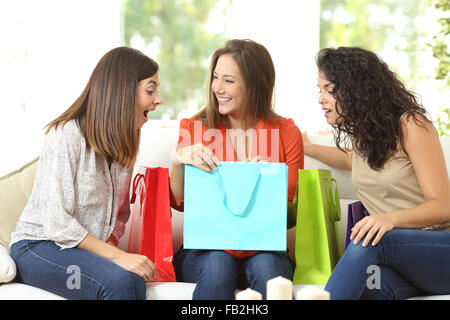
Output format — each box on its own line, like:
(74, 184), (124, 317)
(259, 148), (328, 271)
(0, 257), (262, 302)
(227, 0), (324, 135)
(0, 0), (322, 176)
(0, 0), (122, 176)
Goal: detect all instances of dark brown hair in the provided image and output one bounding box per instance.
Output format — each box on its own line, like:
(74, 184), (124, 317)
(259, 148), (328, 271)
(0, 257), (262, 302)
(316, 46), (430, 170)
(45, 47), (158, 167)
(196, 39), (279, 129)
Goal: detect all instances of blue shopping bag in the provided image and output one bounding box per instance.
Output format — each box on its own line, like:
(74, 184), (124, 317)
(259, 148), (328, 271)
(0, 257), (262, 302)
(183, 161), (288, 251)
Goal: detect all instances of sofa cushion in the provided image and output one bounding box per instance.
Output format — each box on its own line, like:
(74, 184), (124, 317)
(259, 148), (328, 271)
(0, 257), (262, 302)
(146, 282), (196, 300)
(0, 282), (65, 300)
(0, 158), (39, 249)
(0, 244), (16, 283)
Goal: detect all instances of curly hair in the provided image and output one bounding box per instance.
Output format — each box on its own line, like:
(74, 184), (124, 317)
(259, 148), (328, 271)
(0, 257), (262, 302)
(316, 47), (431, 170)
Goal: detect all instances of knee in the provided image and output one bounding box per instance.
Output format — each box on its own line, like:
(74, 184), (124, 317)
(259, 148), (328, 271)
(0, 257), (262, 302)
(197, 251), (236, 283)
(189, 251), (237, 300)
(199, 251), (235, 269)
(344, 241), (379, 261)
(101, 269), (145, 300)
(129, 272), (147, 300)
(246, 253), (294, 280)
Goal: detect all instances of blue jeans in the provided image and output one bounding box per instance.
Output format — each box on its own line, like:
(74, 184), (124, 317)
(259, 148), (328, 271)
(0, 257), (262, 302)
(173, 249), (295, 300)
(325, 228), (450, 300)
(10, 240), (146, 300)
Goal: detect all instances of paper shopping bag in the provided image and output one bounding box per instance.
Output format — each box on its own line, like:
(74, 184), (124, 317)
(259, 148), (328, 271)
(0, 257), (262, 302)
(183, 161), (288, 251)
(345, 201), (370, 249)
(293, 169), (342, 285)
(128, 166), (176, 282)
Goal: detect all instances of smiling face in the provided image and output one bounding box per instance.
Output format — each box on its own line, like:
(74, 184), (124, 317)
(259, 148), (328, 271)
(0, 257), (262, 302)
(317, 72), (343, 125)
(211, 54), (246, 119)
(134, 72), (162, 129)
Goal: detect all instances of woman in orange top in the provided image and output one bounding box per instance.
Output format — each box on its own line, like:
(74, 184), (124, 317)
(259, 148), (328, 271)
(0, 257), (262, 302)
(170, 39), (304, 299)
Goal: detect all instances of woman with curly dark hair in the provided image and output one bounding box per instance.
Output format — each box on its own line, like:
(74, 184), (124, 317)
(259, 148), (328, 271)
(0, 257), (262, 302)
(303, 46), (450, 299)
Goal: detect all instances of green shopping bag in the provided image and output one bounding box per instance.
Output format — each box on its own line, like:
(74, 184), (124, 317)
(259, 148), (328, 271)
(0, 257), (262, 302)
(292, 169), (342, 285)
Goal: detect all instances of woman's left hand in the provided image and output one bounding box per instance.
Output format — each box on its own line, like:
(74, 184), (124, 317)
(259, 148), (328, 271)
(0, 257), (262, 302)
(350, 213), (396, 247)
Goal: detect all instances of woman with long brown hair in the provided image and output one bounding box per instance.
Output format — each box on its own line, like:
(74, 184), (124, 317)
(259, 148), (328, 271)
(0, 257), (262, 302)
(304, 46), (450, 299)
(170, 39), (304, 299)
(10, 47), (161, 300)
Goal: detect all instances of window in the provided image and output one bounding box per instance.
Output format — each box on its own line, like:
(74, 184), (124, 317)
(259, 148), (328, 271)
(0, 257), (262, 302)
(0, 0), (122, 175)
(320, 0), (450, 127)
(122, 0), (322, 133)
(1, 0), (447, 175)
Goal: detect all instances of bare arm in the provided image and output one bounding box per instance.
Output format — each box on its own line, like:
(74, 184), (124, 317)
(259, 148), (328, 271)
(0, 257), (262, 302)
(351, 116), (450, 246)
(390, 116), (450, 228)
(77, 234), (156, 282)
(302, 132), (352, 170)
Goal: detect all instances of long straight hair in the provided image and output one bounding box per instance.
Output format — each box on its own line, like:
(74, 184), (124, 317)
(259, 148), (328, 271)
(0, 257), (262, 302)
(195, 39), (279, 129)
(45, 47), (158, 167)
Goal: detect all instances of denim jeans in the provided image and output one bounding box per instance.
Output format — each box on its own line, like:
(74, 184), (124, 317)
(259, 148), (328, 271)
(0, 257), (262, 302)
(10, 240), (146, 300)
(173, 249), (295, 300)
(324, 228), (450, 300)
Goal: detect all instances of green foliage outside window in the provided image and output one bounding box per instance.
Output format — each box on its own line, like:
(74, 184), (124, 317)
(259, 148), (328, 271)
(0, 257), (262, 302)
(122, 0), (231, 120)
(320, 0), (449, 136)
(436, 107), (450, 136)
(429, 0), (450, 87)
(429, 0), (449, 136)
(320, 0), (424, 91)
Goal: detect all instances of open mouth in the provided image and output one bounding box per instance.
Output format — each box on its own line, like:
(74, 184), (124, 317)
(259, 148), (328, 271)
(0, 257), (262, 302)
(217, 97), (232, 104)
(143, 107), (156, 119)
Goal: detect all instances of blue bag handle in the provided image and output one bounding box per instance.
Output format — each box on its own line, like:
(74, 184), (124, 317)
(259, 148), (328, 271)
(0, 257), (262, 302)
(217, 163), (261, 217)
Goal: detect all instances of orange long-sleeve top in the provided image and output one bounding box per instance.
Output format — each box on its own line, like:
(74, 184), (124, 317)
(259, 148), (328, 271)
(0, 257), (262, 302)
(175, 116), (304, 259)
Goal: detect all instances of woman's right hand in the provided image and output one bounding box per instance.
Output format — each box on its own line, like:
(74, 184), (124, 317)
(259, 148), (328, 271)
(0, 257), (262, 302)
(172, 143), (220, 172)
(112, 252), (156, 282)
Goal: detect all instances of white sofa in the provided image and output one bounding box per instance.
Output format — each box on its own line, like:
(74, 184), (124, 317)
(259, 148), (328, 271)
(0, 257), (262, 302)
(1, 120), (449, 300)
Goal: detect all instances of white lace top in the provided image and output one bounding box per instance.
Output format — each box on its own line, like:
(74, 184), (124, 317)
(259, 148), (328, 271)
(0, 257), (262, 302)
(10, 120), (133, 249)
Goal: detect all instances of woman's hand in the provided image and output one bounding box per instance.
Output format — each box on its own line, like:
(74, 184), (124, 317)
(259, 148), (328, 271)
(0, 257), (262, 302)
(112, 252), (157, 282)
(78, 234), (156, 282)
(350, 213), (396, 247)
(172, 143), (220, 172)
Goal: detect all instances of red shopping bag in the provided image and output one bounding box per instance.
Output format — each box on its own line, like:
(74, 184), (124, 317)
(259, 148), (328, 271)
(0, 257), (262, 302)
(128, 166), (176, 282)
